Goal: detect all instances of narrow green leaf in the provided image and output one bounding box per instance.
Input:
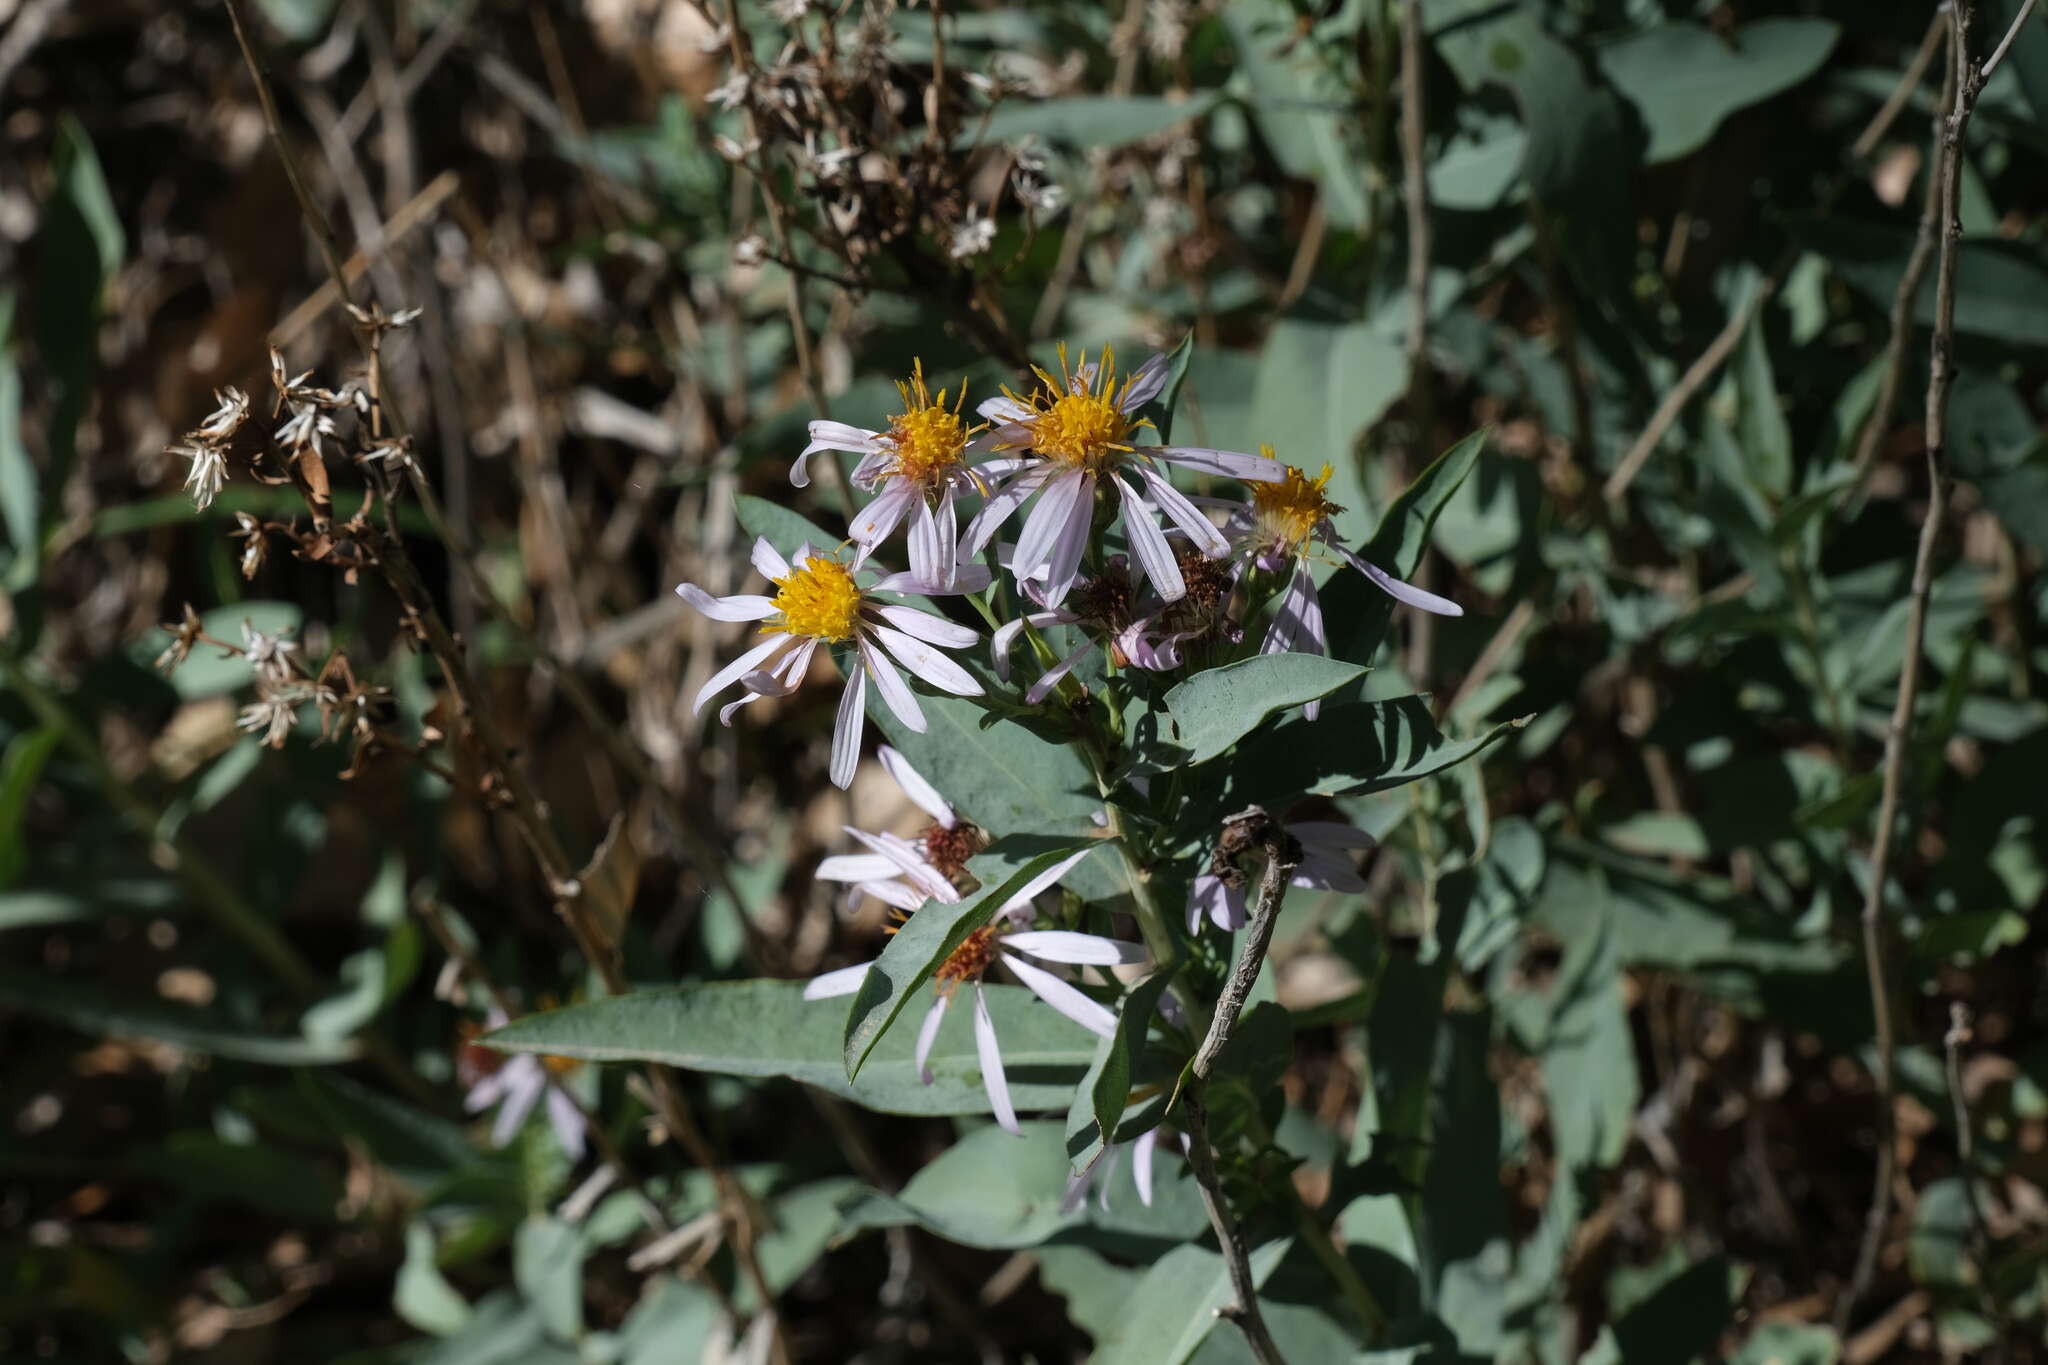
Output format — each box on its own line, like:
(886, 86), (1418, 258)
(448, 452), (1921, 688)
(0, 290), (36, 594)
(486, 979), (1097, 1117)
(1137, 332), (1196, 445)
(0, 725), (60, 887)
(1163, 655), (1369, 765)
(958, 93), (1219, 152)
(395, 1221), (472, 1336)
(1090, 963), (1180, 1145)
(843, 840), (1095, 1080)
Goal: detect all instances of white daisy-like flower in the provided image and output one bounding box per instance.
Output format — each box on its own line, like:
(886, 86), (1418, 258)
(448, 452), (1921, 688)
(1187, 820), (1375, 932)
(964, 346), (1285, 608)
(1214, 457), (1460, 719)
(949, 207), (996, 260)
(463, 1010), (586, 1160)
(815, 745), (983, 913)
(804, 847), (1142, 1135)
(794, 362), (1021, 590)
(677, 538), (988, 789)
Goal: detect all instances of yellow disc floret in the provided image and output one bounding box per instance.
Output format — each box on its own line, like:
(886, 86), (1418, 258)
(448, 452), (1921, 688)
(884, 360), (973, 488)
(1001, 344), (1149, 470)
(767, 557), (865, 642)
(1250, 458), (1339, 551)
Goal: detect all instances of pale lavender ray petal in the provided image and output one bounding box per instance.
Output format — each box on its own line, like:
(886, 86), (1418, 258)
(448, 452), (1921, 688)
(879, 745), (955, 826)
(1032, 474), (1096, 606)
(996, 847), (1098, 915)
(860, 639), (928, 734)
(870, 623), (983, 697)
(849, 483), (918, 549)
(803, 961), (875, 999)
(1122, 351), (1170, 410)
(1001, 952), (1118, 1039)
(1132, 1128), (1158, 1207)
(1293, 852), (1369, 894)
(1115, 476), (1185, 603)
(545, 1086), (588, 1161)
(717, 691), (765, 726)
(488, 1059), (545, 1147)
(908, 496), (945, 588)
(973, 984), (1021, 1134)
(751, 537), (791, 580)
(829, 666), (868, 790)
(1153, 446), (1286, 482)
(794, 422), (881, 487)
(693, 635), (796, 716)
(861, 877), (926, 911)
(1137, 467), (1230, 557)
(1340, 546), (1464, 616)
(871, 566), (993, 595)
(814, 853), (900, 883)
(870, 603), (978, 648)
(978, 394), (1032, 423)
(962, 464), (1050, 556)
(991, 609), (1077, 682)
(1004, 930), (1147, 966)
(674, 583), (779, 621)
(1023, 638), (1094, 706)
(1011, 468), (1089, 587)
(845, 827), (958, 903)
(914, 995), (949, 1085)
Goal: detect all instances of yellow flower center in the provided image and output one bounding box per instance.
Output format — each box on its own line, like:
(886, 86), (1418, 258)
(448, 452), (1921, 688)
(883, 360), (973, 489)
(934, 925), (1000, 991)
(1001, 344), (1148, 471)
(767, 557), (864, 642)
(1250, 459), (1338, 550)
(887, 404), (969, 486)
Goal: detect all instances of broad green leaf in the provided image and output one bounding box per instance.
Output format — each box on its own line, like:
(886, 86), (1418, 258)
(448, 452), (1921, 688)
(1090, 964), (1180, 1146)
(486, 979), (1096, 1117)
(1729, 297), (1792, 499)
(1908, 1177), (1974, 1288)
(0, 968), (359, 1065)
(733, 493), (842, 561)
(254, 0), (339, 41)
(396, 1220), (472, 1336)
(1211, 694), (1519, 813)
(1248, 319), (1409, 546)
(742, 1177), (860, 1308)
(1221, 1), (1368, 228)
(1087, 1239), (1291, 1365)
(1597, 20), (1840, 164)
(841, 1120), (1075, 1249)
(1531, 922), (1637, 1172)
(1733, 1323), (1839, 1365)
(1324, 430), (1489, 665)
(842, 840), (1095, 1080)
(1428, 125), (1528, 210)
(871, 689), (1114, 897)
(960, 93), (1219, 151)
(1808, 216), (2048, 348)
(132, 601), (305, 700)
(512, 1216), (584, 1339)
(1611, 1255), (1738, 1363)
(1162, 656), (1369, 765)
(616, 1281), (719, 1365)
(410, 1293), (553, 1365)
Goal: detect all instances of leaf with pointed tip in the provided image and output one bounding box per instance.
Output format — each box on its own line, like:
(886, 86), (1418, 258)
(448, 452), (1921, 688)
(1091, 963), (1181, 1147)
(842, 839), (1096, 1081)
(1163, 655), (1370, 765)
(485, 979), (1097, 1116)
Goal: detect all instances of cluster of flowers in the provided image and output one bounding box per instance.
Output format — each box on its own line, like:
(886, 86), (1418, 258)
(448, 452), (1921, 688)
(672, 345), (1444, 1156)
(678, 346), (1460, 787)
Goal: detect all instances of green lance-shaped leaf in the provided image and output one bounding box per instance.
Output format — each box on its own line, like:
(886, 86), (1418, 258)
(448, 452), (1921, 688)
(1161, 655), (1369, 765)
(1090, 962), (1181, 1147)
(957, 93), (1221, 153)
(485, 979), (1096, 1117)
(842, 839), (1097, 1081)
(1209, 693), (1522, 814)
(1323, 429), (1489, 666)
(1134, 331), (1195, 445)
(1088, 1239), (1292, 1365)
